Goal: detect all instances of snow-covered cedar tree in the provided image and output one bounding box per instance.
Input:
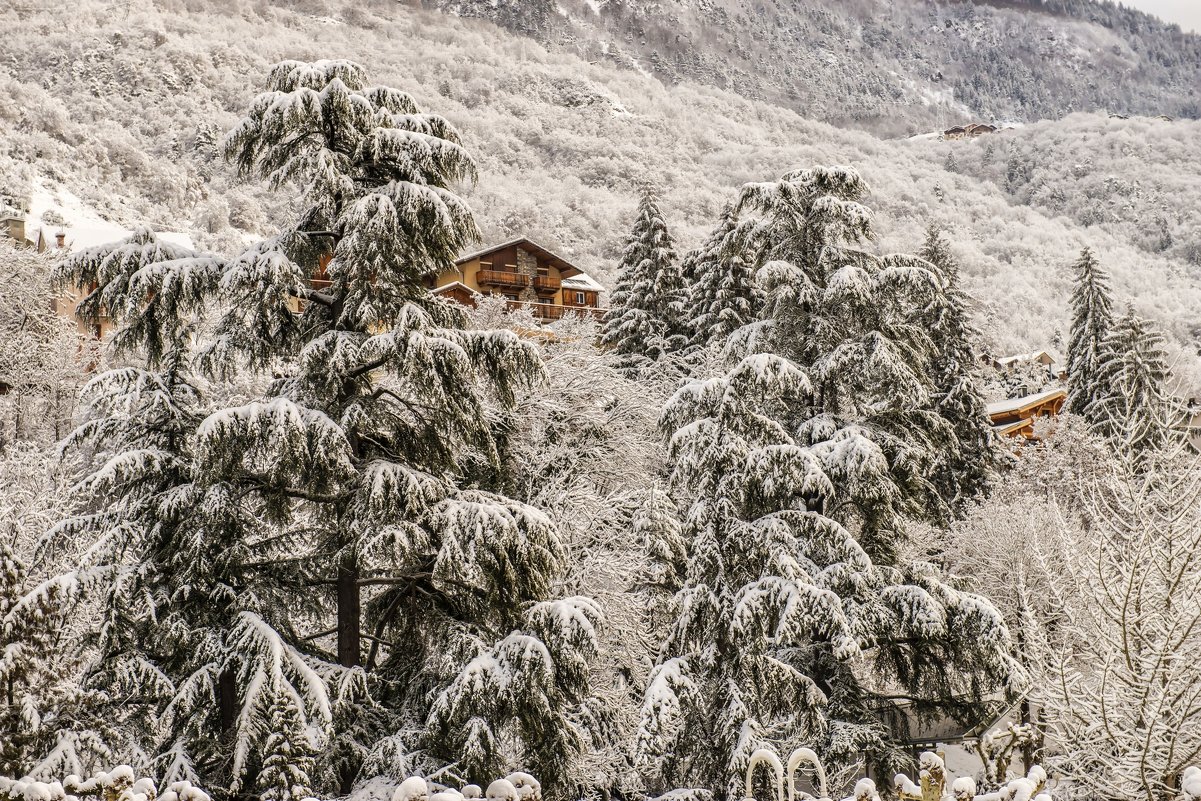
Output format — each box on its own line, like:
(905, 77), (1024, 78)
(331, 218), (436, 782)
(601, 189), (686, 363)
(40, 229), (336, 792)
(0, 239), (92, 447)
(729, 166), (971, 558)
(915, 226), (1001, 511)
(1089, 309), (1176, 461)
(682, 204), (760, 351)
(1041, 447), (1201, 801)
(0, 539), (66, 775)
(210, 60), (603, 795)
(637, 350), (1018, 799)
(1065, 247), (1115, 420)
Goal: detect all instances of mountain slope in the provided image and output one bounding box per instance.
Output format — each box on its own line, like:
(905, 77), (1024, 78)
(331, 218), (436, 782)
(421, 0), (1201, 134)
(1, 0), (1198, 385)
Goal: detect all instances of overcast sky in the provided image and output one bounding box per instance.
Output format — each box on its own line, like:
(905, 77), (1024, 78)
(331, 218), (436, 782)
(1123, 0), (1201, 33)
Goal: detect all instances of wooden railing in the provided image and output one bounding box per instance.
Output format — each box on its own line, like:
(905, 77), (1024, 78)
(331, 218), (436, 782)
(478, 269), (528, 288)
(506, 300), (607, 321)
(533, 275), (561, 292)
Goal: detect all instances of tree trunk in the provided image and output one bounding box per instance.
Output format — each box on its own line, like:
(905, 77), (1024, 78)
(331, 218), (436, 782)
(337, 560), (361, 667)
(218, 668), (237, 732)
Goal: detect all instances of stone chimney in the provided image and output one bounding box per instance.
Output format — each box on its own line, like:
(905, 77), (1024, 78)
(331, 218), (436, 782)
(1, 213), (25, 245)
(516, 247), (539, 303)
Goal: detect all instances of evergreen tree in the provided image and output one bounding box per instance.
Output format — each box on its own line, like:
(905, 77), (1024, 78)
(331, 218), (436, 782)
(0, 540), (67, 775)
(683, 205), (760, 351)
(734, 166), (959, 559)
(41, 62), (604, 798)
(43, 229), (333, 789)
(916, 226), (999, 510)
(212, 60), (602, 793)
(638, 168), (1018, 798)
(1065, 248), (1115, 420)
(637, 355), (1016, 798)
(601, 190), (684, 361)
(1089, 309), (1174, 459)
(256, 696), (317, 801)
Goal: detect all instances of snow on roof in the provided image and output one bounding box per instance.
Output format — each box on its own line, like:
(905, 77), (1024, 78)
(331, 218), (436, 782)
(562, 273), (604, 292)
(432, 281), (474, 294)
(456, 237), (586, 278)
(26, 176), (194, 253)
(985, 388), (1066, 418)
(993, 350), (1057, 367)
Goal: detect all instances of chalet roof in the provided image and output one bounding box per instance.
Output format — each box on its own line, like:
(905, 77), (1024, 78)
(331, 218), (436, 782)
(986, 388), (1066, 419)
(456, 237), (585, 279)
(992, 419), (1032, 437)
(432, 281), (473, 295)
(994, 350), (1057, 368)
(562, 273), (605, 292)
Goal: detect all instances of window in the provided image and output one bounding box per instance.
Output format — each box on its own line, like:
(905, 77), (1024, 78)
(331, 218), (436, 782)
(575, 291), (586, 305)
(480, 261), (492, 270)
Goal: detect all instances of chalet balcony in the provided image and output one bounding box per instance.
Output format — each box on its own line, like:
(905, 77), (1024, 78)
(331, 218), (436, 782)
(478, 269), (529, 288)
(507, 300), (608, 322)
(533, 275), (561, 293)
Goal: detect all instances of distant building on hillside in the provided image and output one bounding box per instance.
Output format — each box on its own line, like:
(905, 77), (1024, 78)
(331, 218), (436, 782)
(1, 208), (193, 340)
(1, 206), (57, 252)
(990, 350), (1065, 381)
(987, 388), (1067, 441)
(428, 237), (606, 322)
(943, 122), (997, 140)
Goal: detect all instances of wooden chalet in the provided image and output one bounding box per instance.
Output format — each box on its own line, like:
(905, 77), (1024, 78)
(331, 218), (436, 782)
(429, 237), (606, 322)
(986, 389), (1067, 441)
(943, 122), (998, 140)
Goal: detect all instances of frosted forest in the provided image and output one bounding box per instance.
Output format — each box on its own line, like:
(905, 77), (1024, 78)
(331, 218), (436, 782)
(2, 2), (1201, 801)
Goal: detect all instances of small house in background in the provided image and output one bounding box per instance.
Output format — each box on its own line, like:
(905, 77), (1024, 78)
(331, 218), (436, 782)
(991, 350), (1066, 381)
(987, 388), (1067, 441)
(943, 122), (998, 140)
(429, 237), (606, 322)
(2, 206), (194, 340)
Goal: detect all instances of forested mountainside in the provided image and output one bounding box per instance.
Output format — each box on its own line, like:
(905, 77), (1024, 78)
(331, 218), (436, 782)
(420, 0), (1201, 134)
(2, 0), (1200, 378)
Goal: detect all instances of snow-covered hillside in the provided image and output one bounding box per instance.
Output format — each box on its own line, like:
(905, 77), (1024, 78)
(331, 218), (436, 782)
(1, 0), (1199, 384)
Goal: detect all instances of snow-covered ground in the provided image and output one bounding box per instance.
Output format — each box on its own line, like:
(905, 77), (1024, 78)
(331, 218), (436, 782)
(27, 176), (193, 252)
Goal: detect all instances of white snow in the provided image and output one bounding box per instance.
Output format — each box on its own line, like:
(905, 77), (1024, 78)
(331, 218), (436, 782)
(26, 176), (193, 253)
(985, 388), (1066, 417)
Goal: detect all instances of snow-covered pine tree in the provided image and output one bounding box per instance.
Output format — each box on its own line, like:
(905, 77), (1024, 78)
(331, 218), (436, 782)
(601, 190), (685, 362)
(916, 226), (999, 511)
(637, 352), (1016, 798)
(1065, 248), (1115, 420)
(1089, 309), (1174, 460)
(731, 166), (957, 559)
(683, 205), (760, 351)
(209, 60), (602, 793)
(639, 168), (1018, 798)
(256, 696), (317, 801)
(0, 440), (79, 776)
(38, 229), (342, 791)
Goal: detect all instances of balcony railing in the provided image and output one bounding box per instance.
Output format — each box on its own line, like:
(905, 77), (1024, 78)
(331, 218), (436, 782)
(506, 300), (607, 321)
(478, 269), (529, 288)
(533, 275), (561, 292)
